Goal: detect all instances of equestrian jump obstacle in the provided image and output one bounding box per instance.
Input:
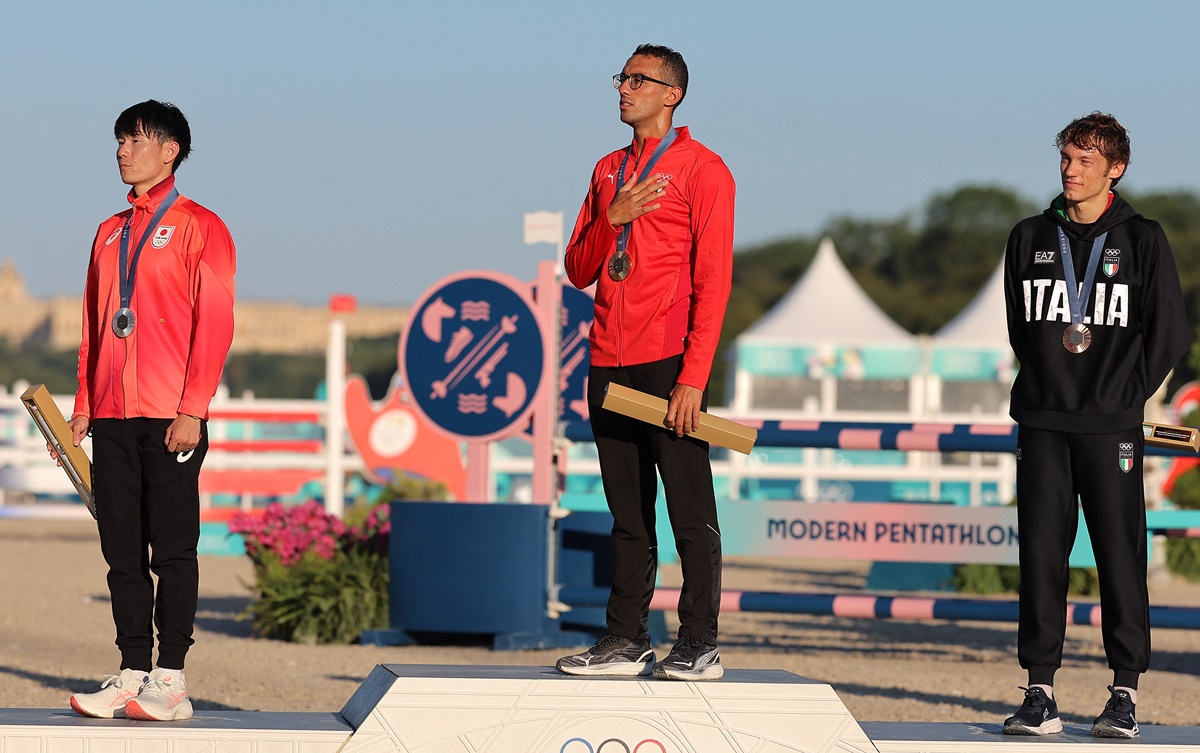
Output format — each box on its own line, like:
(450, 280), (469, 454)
(549, 417), (1200, 630)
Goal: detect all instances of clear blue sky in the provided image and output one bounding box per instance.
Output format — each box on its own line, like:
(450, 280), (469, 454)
(3, 1), (1196, 306)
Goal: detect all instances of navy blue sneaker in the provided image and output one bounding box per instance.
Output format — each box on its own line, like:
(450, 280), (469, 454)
(1092, 686), (1139, 739)
(1002, 686), (1062, 735)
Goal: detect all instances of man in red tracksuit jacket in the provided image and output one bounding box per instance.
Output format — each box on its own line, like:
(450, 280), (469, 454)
(64, 100), (236, 721)
(556, 44), (735, 681)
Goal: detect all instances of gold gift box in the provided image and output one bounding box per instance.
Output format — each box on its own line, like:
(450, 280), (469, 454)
(1143, 422), (1200, 452)
(601, 383), (758, 455)
(21, 384), (95, 518)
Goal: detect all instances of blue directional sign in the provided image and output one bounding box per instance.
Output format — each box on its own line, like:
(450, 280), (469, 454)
(401, 272), (545, 441)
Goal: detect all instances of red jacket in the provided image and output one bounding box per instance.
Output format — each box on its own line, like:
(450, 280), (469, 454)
(565, 126), (735, 389)
(74, 176), (236, 421)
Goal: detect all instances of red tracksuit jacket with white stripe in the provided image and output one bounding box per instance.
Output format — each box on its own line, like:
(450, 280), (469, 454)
(74, 176), (236, 421)
(565, 126), (735, 390)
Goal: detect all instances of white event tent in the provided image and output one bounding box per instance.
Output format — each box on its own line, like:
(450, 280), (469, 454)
(725, 238), (1015, 505)
(729, 237), (924, 415)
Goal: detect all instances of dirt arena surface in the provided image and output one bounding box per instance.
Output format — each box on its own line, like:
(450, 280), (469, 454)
(3, 517), (1200, 729)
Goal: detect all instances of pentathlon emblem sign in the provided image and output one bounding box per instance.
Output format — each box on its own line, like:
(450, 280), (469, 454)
(1118, 442), (1134, 473)
(401, 272), (544, 442)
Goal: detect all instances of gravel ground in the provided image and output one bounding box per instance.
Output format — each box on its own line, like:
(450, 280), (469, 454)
(4, 517), (1200, 728)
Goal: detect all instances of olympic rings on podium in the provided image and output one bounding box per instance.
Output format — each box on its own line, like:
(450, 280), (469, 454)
(560, 738), (667, 752)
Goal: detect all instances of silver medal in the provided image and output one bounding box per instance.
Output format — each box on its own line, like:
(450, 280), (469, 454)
(112, 307), (136, 338)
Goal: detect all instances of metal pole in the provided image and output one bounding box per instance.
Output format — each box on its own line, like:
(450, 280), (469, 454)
(325, 296), (354, 517)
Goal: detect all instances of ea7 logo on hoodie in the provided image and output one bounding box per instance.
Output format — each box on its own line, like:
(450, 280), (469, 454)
(1103, 248), (1121, 277)
(1034, 251), (1055, 264)
(1118, 442), (1134, 473)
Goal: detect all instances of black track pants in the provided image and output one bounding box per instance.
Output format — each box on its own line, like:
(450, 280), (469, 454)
(1015, 425), (1149, 689)
(91, 418), (207, 671)
(588, 355), (722, 645)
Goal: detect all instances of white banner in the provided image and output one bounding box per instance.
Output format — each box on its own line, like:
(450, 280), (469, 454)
(523, 211), (563, 246)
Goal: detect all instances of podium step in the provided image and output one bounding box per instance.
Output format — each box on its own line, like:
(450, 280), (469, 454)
(0, 707), (352, 752)
(863, 721), (1200, 751)
(3, 667), (1199, 752)
(339, 664), (875, 752)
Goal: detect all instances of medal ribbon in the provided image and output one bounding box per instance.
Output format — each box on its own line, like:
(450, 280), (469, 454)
(1055, 227), (1108, 325)
(119, 188), (179, 310)
(613, 128), (677, 254)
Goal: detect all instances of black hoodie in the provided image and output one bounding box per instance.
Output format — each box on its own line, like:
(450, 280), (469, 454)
(1003, 191), (1191, 433)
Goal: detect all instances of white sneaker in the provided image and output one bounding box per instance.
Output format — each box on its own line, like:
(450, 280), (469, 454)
(124, 668), (193, 721)
(70, 668), (148, 718)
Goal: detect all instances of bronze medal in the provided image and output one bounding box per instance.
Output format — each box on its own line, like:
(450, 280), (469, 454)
(1062, 323), (1091, 353)
(608, 249), (632, 281)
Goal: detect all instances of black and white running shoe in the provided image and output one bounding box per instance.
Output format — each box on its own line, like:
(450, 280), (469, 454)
(1002, 686), (1062, 735)
(1092, 686), (1139, 739)
(652, 636), (723, 681)
(555, 634), (655, 676)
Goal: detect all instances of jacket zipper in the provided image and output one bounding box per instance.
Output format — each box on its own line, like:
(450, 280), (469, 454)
(613, 147), (650, 367)
(119, 205), (142, 420)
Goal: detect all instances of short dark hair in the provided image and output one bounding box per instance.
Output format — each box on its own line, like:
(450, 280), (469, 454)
(1056, 111), (1130, 186)
(633, 43), (688, 108)
(114, 100), (192, 172)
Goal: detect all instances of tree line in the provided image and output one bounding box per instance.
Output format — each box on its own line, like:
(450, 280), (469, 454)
(715, 183), (1200, 398)
(6, 184), (1198, 402)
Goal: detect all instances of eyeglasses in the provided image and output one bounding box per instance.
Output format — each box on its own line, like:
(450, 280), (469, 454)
(613, 72), (675, 91)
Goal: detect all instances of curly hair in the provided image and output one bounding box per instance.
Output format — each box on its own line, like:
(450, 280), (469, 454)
(1056, 112), (1130, 186)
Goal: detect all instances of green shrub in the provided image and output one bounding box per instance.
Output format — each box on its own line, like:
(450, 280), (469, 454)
(229, 500), (390, 644)
(953, 563), (1020, 595)
(1162, 407), (1200, 581)
(1166, 539), (1200, 582)
(954, 563), (1100, 596)
(244, 548), (388, 644)
(379, 473), (450, 503)
(1168, 461), (1200, 511)
(1068, 567), (1100, 596)
(226, 469), (451, 644)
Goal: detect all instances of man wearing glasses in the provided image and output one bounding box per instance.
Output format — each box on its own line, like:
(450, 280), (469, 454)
(557, 44), (735, 681)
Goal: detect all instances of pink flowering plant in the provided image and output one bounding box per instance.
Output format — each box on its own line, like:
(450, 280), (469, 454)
(228, 500), (391, 644)
(230, 501), (349, 566)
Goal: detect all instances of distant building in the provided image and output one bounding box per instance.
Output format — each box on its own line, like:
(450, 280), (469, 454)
(0, 260), (408, 354)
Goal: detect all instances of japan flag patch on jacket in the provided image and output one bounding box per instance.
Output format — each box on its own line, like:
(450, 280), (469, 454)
(152, 226), (175, 248)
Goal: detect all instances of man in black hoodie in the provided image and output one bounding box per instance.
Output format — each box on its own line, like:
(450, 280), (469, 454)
(1001, 112), (1191, 739)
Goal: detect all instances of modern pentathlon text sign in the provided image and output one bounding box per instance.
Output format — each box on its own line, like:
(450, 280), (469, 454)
(721, 501), (1021, 564)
